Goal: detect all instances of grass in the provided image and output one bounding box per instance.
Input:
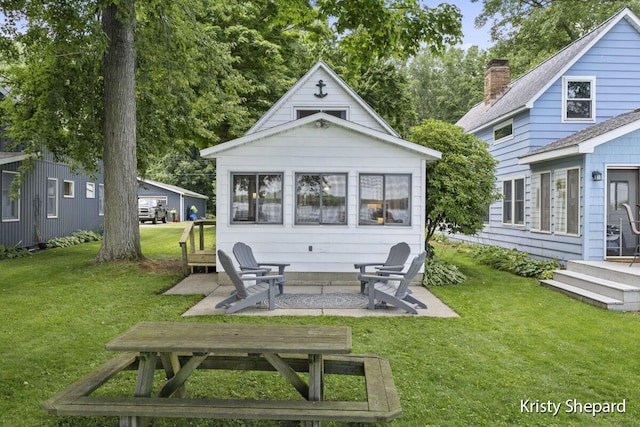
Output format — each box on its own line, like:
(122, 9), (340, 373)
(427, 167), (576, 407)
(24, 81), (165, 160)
(1, 229), (639, 426)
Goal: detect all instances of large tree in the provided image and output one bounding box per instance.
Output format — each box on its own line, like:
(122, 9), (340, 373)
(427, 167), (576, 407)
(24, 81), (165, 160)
(409, 119), (500, 243)
(475, 0), (640, 77)
(0, 0), (463, 262)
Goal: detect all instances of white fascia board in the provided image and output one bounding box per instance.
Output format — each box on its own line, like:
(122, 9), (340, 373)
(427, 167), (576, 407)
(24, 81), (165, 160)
(0, 153), (28, 165)
(200, 112), (441, 161)
(518, 146), (579, 165)
(578, 119), (640, 154)
(465, 106), (529, 135)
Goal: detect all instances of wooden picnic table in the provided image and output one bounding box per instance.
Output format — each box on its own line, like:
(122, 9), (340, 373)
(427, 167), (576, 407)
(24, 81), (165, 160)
(44, 322), (401, 427)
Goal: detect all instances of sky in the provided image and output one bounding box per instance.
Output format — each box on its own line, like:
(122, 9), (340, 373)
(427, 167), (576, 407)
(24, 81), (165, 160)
(428, 1), (494, 50)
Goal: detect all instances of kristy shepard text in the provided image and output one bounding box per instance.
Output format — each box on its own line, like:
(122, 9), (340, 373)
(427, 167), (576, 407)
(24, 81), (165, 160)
(521, 399), (626, 417)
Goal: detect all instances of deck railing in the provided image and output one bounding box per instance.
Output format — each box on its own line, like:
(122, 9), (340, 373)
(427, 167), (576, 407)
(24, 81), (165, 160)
(179, 219), (216, 273)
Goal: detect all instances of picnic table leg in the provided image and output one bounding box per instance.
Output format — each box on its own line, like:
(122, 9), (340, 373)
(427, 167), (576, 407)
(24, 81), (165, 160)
(304, 354), (324, 427)
(159, 352), (186, 398)
(121, 352), (157, 427)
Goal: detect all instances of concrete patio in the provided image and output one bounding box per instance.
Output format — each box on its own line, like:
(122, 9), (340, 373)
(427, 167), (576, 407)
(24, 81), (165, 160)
(165, 273), (459, 318)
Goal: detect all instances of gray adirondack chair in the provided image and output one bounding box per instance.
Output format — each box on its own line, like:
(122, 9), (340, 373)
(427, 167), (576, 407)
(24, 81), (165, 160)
(354, 242), (411, 293)
(360, 252), (428, 314)
(215, 250), (284, 314)
(233, 242), (288, 294)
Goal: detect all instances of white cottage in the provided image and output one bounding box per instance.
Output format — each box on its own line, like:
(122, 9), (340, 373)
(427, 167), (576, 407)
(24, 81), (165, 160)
(201, 61), (441, 282)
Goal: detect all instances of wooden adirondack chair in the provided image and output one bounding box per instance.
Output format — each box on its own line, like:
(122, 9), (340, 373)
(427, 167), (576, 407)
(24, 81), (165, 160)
(215, 250), (284, 314)
(360, 252), (428, 314)
(233, 242), (289, 294)
(354, 242), (411, 293)
(622, 203), (640, 266)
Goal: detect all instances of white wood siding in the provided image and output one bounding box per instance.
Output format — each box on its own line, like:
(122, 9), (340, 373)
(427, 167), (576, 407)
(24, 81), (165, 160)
(216, 123), (426, 273)
(251, 68), (388, 133)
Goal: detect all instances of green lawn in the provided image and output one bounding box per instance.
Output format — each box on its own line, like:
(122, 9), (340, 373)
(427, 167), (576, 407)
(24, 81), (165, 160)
(1, 228), (639, 426)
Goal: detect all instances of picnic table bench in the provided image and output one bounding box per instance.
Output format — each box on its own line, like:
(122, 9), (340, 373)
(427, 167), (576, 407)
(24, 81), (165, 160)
(43, 322), (402, 427)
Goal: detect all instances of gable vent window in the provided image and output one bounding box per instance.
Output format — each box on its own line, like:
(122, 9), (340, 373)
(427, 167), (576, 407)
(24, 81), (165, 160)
(563, 77), (595, 121)
(296, 109), (347, 120)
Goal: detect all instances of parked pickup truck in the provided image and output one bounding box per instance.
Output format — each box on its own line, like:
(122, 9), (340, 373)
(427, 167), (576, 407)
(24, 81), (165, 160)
(138, 199), (168, 224)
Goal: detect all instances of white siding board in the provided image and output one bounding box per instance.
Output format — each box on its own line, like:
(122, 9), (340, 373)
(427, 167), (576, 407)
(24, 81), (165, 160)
(215, 124), (427, 273)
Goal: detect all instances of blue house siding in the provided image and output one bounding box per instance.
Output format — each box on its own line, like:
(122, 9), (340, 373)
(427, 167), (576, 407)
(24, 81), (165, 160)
(454, 9), (640, 263)
(584, 130), (640, 260)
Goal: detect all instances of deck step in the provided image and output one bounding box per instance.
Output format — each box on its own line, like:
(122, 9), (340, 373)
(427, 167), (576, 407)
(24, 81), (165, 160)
(540, 279), (626, 310)
(551, 270), (639, 301)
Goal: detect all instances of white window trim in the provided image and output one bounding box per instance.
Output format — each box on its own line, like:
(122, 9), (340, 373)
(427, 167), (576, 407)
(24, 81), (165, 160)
(63, 180), (75, 198)
(501, 176), (526, 227)
(86, 182), (95, 199)
(230, 172), (284, 225)
(562, 76), (596, 123)
(47, 178), (58, 219)
(530, 171), (552, 233)
(493, 119), (514, 144)
(1, 170), (20, 222)
(554, 167), (581, 236)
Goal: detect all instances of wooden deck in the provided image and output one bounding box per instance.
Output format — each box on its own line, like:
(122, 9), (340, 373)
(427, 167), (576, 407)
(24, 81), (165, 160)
(179, 220), (216, 273)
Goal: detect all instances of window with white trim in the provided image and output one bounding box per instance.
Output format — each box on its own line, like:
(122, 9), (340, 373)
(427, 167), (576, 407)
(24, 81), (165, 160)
(502, 177), (524, 225)
(530, 172), (551, 232)
(493, 119), (513, 144)
(554, 168), (580, 235)
(295, 173), (347, 225)
(359, 174), (411, 226)
(47, 178), (58, 218)
(563, 77), (595, 121)
(1, 171), (20, 221)
(231, 173), (283, 224)
(86, 182), (95, 199)
(63, 180), (75, 198)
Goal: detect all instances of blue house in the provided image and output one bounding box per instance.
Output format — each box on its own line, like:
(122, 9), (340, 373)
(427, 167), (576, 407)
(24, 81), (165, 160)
(456, 8), (640, 310)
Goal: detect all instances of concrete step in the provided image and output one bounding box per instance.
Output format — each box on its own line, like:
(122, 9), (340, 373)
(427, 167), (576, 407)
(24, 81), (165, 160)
(551, 270), (640, 302)
(540, 279), (628, 311)
(567, 260), (640, 287)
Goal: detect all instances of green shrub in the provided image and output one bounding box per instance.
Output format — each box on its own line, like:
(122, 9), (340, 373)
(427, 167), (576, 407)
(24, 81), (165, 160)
(0, 244), (31, 260)
(469, 244), (561, 278)
(47, 230), (102, 248)
(423, 257), (466, 286)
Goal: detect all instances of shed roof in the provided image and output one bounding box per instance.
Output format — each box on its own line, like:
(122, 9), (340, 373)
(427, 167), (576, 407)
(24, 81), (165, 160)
(137, 178), (208, 199)
(519, 109), (640, 164)
(200, 112), (441, 161)
(457, 8), (640, 133)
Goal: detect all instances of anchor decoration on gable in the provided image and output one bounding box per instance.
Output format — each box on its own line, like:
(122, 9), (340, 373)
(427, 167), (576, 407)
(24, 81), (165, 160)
(314, 79), (328, 98)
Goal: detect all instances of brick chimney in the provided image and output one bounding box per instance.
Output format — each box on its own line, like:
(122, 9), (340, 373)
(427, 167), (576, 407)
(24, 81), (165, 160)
(484, 59), (510, 105)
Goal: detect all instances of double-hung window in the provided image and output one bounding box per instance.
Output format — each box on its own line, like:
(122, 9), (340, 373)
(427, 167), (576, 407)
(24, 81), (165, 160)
(231, 173), (283, 224)
(1, 170), (20, 221)
(296, 173), (347, 225)
(502, 178), (524, 225)
(359, 174), (411, 226)
(47, 178), (58, 218)
(554, 168), (580, 235)
(563, 77), (595, 121)
(530, 172), (551, 232)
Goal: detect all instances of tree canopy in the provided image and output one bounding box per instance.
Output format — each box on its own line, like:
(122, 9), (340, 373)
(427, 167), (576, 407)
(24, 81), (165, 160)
(409, 119), (499, 242)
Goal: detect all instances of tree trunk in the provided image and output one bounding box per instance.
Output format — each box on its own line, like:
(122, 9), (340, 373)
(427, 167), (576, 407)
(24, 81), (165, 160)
(96, 0), (144, 262)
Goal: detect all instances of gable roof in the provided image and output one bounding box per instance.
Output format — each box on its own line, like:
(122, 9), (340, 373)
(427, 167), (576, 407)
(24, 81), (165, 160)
(519, 109), (640, 164)
(138, 178), (208, 199)
(0, 151), (28, 166)
(246, 61), (400, 137)
(201, 112), (441, 161)
(457, 7), (640, 134)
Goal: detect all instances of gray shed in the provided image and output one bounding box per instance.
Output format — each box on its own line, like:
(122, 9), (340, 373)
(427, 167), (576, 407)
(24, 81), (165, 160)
(137, 178), (208, 222)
